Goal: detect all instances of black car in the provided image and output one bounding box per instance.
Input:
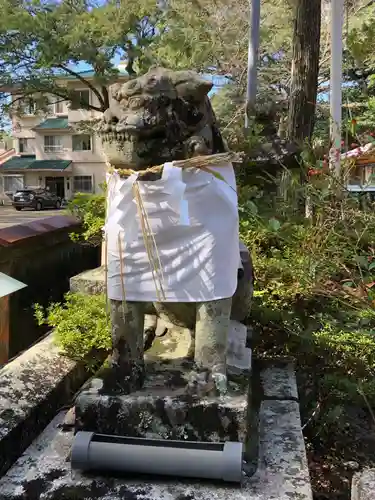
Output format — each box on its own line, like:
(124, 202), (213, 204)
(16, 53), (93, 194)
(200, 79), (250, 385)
(12, 188), (62, 211)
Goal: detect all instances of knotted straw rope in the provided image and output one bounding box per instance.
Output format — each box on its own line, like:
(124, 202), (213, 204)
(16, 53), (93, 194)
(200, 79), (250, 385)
(104, 152), (243, 302)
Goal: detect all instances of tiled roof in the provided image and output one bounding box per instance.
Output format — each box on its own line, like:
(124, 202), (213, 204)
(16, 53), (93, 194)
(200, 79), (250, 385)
(34, 117), (70, 130)
(28, 160), (72, 171)
(0, 156), (72, 171)
(0, 155), (36, 170)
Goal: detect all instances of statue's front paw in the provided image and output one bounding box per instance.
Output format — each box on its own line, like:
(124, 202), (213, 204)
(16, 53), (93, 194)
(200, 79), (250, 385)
(185, 369), (227, 398)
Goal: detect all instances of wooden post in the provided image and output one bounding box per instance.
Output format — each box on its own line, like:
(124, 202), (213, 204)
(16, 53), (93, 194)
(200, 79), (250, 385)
(101, 239), (107, 267)
(0, 295), (9, 364)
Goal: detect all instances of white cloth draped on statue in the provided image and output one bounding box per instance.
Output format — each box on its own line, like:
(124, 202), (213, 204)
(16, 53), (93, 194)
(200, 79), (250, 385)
(105, 162), (240, 303)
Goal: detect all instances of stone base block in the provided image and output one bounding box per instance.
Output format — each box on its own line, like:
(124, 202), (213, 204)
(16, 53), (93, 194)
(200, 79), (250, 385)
(75, 362), (249, 443)
(69, 266), (106, 295)
(227, 321), (251, 375)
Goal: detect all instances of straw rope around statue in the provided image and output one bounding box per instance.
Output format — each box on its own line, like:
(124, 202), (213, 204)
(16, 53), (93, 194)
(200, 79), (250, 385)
(106, 151), (243, 181)
(104, 151), (244, 304)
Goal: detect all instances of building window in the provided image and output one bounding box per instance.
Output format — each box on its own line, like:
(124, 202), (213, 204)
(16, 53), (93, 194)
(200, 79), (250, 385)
(55, 99), (64, 114)
(44, 135), (63, 153)
(19, 138), (29, 153)
(20, 98), (36, 115)
(73, 175), (93, 193)
(3, 175), (24, 193)
(72, 134), (91, 151)
(348, 164), (365, 185)
(70, 90), (90, 110)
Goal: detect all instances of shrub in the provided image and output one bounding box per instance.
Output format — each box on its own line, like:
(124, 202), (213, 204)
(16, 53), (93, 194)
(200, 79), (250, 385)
(238, 167), (375, 413)
(68, 190), (106, 247)
(34, 292), (111, 361)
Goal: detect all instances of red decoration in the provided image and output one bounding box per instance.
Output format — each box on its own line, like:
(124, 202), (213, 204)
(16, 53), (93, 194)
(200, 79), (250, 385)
(308, 168), (322, 176)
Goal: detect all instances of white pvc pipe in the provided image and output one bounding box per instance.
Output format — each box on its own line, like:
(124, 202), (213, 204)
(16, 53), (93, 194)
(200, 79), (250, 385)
(329, 0), (345, 176)
(71, 432), (244, 483)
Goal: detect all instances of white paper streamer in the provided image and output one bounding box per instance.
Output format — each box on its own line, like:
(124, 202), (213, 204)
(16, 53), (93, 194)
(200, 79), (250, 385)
(104, 172), (139, 243)
(162, 162), (190, 225)
(104, 164), (190, 246)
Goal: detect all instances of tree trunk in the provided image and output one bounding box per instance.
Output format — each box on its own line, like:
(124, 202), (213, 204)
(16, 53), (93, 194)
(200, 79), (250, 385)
(287, 0), (321, 142)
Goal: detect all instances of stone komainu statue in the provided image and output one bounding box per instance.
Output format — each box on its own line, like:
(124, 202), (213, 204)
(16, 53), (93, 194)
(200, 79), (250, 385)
(98, 67), (253, 397)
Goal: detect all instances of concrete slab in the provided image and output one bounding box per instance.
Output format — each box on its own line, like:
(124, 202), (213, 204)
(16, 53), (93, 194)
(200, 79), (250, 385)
(351, 469), (375, 500)
(260, 361), (298, 400)
(0, 333), (97, 476)
(0, 367), (312, 500)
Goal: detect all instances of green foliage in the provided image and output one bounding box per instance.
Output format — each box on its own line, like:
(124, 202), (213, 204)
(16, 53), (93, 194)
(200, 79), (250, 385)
(238, 164), (375, 421)
(0, 0), (162, 115)
(155, 0), (293, 78)
(347, 4), (375, 68)
(68, 189), (106, 247)
(211, 84), (262, 155)
(34, 292), (110, 361)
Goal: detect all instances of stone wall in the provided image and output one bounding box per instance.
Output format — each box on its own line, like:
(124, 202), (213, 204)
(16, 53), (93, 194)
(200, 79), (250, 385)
(0, 215), (100, 360)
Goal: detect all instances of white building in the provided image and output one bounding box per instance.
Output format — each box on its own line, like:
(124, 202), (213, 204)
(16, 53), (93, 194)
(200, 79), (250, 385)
(0, 69), (128, 200)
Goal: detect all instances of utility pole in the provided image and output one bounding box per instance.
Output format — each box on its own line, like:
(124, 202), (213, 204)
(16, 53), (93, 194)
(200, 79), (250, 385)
(329, 0), (345, 177)
(245, 0), (261, 129)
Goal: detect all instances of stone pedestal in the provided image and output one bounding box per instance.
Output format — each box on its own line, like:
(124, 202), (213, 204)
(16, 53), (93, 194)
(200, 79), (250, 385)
(75, 360), (249, 443)
(75, 320), (251, 445)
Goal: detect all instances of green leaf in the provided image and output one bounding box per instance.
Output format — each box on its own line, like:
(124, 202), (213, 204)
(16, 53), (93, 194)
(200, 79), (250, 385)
(245, 200), (258, 215)
(202, 167), (227, 183)
(355, 255), (370, 270)
(268, 217), (281, 232)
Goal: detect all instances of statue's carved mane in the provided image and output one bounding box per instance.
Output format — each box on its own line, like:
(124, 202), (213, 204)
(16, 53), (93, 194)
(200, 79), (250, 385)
(98, 67), (227, 170)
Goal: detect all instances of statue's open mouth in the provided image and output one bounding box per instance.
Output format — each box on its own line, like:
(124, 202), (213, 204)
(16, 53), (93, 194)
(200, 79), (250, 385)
(99, 124), (167, 144)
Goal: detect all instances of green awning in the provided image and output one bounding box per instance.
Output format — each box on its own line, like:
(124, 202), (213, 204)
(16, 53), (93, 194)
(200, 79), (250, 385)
(0, 155), (36, 170)
(27, 160), (72, 171)
(0, 157), (72, 172)
(34, 117), (70, 130)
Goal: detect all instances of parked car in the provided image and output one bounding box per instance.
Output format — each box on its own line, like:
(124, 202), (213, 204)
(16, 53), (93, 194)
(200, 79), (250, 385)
(12, 188), (62, 211)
